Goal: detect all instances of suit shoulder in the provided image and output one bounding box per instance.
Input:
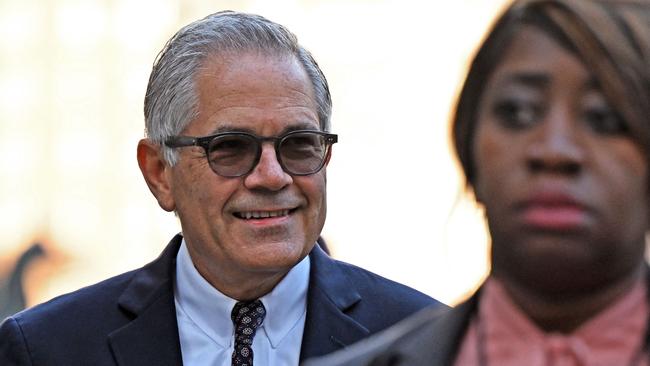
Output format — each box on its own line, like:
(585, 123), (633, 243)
(0, 316), (32, 365)
(304, 306), (448, 366)
(8, 268), (139, 339)
(305, 295), (477, 365)
(0, 268), (145, 365)
(18, 268), (136, 317)
(328, 257), (444, 309)
(1, 239), (182, 365)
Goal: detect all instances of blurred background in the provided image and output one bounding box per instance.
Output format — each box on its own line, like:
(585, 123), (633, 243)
(0, 0), (510, 316)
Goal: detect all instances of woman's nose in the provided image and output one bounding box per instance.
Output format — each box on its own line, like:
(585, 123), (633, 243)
(525, 110), (584, 175)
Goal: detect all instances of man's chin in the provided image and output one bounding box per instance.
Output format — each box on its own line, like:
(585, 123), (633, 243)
(239, 241), (311, 268)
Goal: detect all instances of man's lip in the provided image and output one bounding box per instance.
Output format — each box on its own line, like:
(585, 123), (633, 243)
(232, 207), (297, 220)
(518, 191), (588, 231)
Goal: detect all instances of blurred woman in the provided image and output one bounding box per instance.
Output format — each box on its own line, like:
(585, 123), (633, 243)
(305, 0), (650, 364)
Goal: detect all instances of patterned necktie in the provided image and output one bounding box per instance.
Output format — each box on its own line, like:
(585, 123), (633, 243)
(231, 300), (266, 366)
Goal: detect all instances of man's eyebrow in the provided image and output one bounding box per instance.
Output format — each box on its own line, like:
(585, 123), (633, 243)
(281, 123), (321, 134)
(209, 122), (321, 136)
(210, 125), (255, 134)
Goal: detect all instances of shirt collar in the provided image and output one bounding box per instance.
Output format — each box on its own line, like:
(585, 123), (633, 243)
(174, 238), (310, 349)
(259, 248), (310, 348)
(479, 275), (648, 364)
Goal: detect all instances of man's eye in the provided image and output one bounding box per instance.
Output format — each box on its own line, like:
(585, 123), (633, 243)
(584, 107), (628, 135)
(493, 100), (540, 129)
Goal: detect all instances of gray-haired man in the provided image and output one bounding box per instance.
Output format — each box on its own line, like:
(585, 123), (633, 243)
(0, 11), (443, 365)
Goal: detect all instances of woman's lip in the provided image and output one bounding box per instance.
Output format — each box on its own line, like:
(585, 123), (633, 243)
(524, 190), (582, 206)
(521, 204), (587, 231)
(518, 191), (589, 230)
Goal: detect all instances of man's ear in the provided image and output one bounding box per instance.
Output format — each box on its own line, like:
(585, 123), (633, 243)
(137, 139), (176, 212)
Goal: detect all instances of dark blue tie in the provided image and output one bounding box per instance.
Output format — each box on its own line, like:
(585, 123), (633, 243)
(231, 300), (266, 366)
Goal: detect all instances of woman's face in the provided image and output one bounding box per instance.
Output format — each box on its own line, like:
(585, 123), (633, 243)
(473, 25), (649, 294)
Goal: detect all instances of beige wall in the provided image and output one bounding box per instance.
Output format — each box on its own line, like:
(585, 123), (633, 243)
(0, 0), (509, 307)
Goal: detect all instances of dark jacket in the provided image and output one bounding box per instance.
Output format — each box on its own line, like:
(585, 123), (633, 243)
(0, 234), (442, 365)
(303, 295), (472, 366)
(305, 274), (650, 366)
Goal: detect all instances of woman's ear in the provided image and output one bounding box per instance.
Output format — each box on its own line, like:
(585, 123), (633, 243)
(137, 139), (176, 212)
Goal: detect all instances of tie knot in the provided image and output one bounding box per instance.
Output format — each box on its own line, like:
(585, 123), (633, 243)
(231, 300), (266, 340)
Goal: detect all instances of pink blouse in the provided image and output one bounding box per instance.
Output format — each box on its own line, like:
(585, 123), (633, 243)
(454, 277), (648, 366)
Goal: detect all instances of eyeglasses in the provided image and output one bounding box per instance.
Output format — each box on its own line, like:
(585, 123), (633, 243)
(164, 130), (338, 177)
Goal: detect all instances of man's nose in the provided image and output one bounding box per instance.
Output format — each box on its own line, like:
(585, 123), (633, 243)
(525, 110), (584, 175)
(244, 144), (293, 191)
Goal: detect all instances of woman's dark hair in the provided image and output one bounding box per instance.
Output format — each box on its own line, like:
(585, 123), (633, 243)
(453, 0), (650, 190)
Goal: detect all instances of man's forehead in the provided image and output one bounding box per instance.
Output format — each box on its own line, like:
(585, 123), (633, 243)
(197, 50), (303, 79)
(195, 53), (312, 95)
(189, 53), (317, 127)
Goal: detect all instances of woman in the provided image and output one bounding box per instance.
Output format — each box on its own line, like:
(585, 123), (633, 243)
(305, 0), (650, 364)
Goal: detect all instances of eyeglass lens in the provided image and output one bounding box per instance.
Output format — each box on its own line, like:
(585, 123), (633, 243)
(206, 132), (328, 176)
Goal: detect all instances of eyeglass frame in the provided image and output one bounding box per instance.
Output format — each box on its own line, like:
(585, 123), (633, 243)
(164, 129), (338, 177)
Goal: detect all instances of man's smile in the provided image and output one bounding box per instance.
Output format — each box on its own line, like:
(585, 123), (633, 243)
(234, 209), (294, 220)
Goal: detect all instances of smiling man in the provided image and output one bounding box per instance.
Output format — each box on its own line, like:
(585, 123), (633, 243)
(0, 11), (442, 366)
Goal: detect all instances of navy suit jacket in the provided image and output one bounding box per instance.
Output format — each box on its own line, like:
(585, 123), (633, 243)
(0, 234), (442, 365)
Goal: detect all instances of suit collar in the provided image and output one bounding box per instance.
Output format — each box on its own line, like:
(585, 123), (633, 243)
(108, 234), (184, 366)
(300, 243), (369, 360)
(309, 244), (361, 309)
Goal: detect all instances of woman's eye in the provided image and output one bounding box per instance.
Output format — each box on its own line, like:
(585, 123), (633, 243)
(584, 107), (627, 135)
(493, 99), (540, 129)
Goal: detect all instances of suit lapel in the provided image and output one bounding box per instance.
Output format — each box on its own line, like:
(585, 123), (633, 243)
(300, 245), (370, 361)
(108, 235), (184, 366)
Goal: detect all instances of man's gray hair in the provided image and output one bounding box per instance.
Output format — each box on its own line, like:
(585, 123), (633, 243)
(143, 10), (332, 165)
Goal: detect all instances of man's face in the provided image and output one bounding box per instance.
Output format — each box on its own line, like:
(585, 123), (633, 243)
(166, 53), (327, 296)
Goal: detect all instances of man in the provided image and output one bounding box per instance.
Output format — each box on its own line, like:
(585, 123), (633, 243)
(0, 11), (442, 365)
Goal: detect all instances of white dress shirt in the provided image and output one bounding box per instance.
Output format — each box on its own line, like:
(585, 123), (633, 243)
(174, 239), (310, 366)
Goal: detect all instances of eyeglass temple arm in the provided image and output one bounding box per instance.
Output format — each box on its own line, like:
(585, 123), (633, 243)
(164, 136), (198, 148)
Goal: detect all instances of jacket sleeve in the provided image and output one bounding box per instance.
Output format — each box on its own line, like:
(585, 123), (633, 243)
(0, 317), (33, 366)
